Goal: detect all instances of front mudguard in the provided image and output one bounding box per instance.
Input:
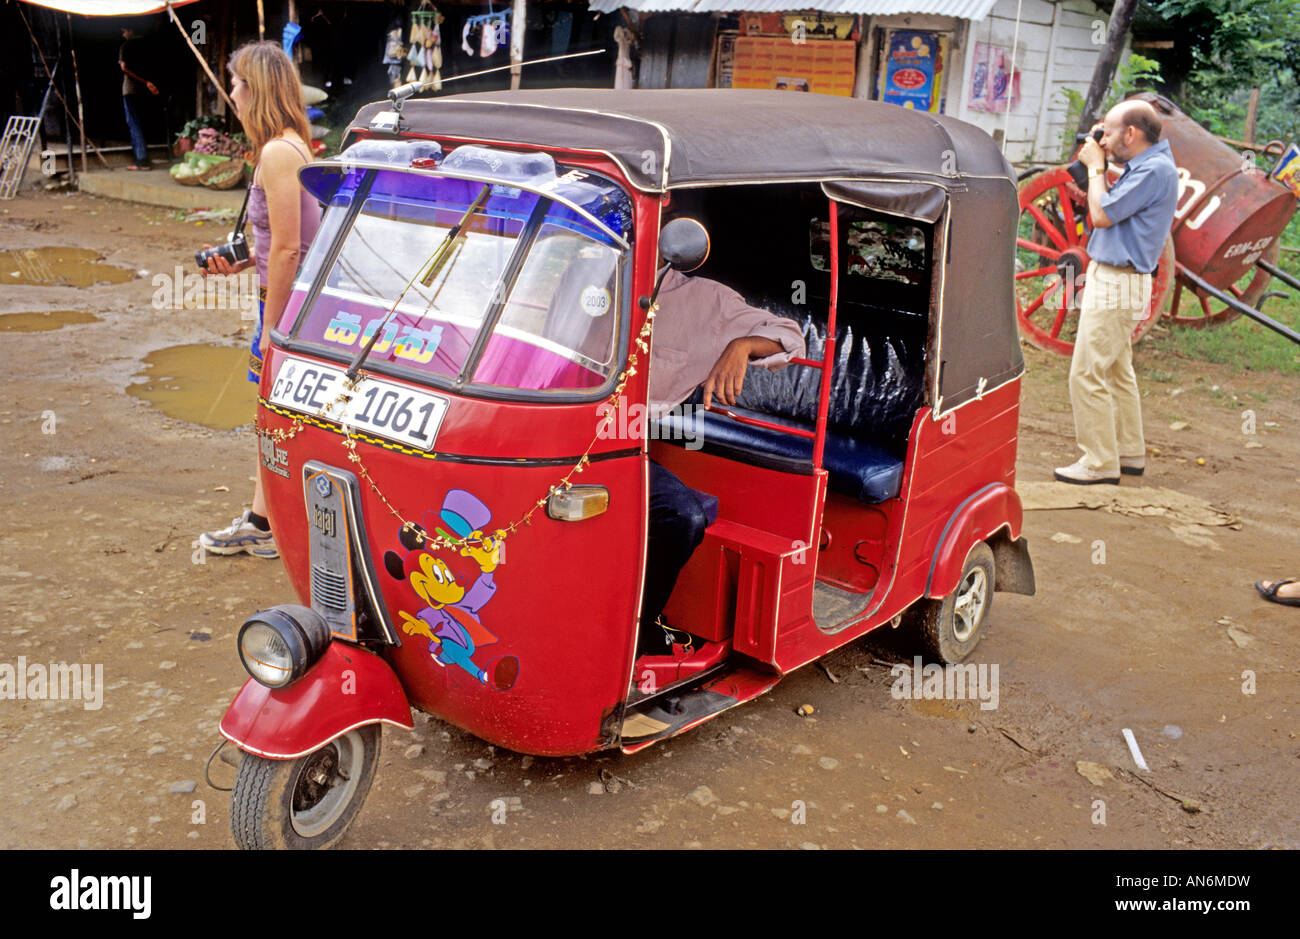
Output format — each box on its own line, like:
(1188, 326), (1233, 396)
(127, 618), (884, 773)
(219, 641), (413, 760)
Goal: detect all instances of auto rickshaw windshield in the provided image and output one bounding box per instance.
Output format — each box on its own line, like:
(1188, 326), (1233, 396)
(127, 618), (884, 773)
(280, 167), (631, 398)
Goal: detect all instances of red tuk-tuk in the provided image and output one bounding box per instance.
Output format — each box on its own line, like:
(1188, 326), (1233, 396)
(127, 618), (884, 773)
(216, 89), (1035, 848)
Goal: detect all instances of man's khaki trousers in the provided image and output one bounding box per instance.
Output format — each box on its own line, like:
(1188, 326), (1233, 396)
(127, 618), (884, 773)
(1068, 261), (1151, 475)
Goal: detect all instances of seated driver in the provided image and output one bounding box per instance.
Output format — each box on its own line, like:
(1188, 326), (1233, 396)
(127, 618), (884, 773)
(641, 204), (806, 654)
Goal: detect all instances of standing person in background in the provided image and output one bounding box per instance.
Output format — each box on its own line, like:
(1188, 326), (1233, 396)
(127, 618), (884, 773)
(1054, 99), (1179, 485)
(197, 41), (321, 559)
(118, 25), (159, 171)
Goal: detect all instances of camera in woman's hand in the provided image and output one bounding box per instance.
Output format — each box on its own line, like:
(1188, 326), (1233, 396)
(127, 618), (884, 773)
(195, 232), (250, 273)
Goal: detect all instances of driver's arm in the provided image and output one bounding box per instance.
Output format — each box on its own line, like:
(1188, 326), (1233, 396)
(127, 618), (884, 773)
(702, 284), (806, 408)
(702, 336), (784, 408)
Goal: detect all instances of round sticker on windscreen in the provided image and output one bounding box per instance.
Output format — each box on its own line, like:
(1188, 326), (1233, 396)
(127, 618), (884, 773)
(579, 285), (611, 318)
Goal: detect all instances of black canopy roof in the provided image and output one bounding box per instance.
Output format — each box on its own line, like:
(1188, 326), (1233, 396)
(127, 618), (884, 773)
(347, 88), (1013, 193)
(343, 88), (1022, 415)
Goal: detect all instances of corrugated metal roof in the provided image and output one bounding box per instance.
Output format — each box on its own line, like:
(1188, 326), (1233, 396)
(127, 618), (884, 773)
(588, 0), (1000, 18)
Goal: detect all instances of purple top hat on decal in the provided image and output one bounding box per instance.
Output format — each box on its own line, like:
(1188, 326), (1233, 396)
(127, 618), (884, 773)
(437, 489), (491, 540)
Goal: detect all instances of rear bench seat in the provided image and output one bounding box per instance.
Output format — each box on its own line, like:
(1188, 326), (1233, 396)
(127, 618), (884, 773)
(653, 305), (924, 504)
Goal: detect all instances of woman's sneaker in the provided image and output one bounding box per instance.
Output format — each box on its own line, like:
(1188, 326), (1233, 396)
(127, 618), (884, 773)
(199, 510), (278, 558)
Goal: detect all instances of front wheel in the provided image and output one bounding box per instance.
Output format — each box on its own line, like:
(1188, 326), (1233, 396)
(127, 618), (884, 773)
(905, 543), (995, 665)
(230, 725), (381, 850)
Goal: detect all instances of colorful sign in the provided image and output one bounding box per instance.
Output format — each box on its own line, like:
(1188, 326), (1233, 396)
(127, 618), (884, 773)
(1271, 143), (1300, 199)
(881, 31), (941, 112)
(968, 42), (1021, 113)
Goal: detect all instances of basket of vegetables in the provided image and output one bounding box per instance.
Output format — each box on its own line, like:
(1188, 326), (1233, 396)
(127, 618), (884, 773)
(170, 151), (232, 185)
(194, 127), (249, 159)
(199, 157), (246, 190)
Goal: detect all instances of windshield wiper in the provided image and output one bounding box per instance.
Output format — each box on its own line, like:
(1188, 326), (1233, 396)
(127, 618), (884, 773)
(345, 184), (492, 382)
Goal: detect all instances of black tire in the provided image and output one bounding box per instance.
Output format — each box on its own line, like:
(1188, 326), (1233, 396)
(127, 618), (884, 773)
(906, 543), (995, 665)
(230, 725), (381, 850)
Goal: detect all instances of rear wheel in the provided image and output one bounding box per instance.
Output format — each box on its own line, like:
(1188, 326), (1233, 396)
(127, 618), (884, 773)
(230, 725), (381, 850)
(906, 543), (995, 664)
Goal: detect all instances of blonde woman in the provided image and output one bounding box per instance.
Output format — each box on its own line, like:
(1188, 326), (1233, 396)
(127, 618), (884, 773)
(198, 41), (320, 558)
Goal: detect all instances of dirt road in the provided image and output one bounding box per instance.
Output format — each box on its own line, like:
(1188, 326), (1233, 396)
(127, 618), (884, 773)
(0, 191), (1295, 849)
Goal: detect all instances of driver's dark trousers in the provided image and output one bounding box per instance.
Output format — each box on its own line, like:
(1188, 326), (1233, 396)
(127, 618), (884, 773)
(638, 460), (708, 648)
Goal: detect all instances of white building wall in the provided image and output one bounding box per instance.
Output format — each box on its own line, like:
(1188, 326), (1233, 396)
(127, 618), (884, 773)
(953, 0), (1129, 163)
(853, 0), (1115, 163)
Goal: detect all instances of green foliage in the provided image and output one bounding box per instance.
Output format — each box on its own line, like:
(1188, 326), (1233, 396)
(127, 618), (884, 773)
(1144, 286), (1300, 374)
(175, 114), (226, 143)
(1152, 0), (1300, 147)
(1154, 0), (1299, 90)
(1057, 55), (1164, 160)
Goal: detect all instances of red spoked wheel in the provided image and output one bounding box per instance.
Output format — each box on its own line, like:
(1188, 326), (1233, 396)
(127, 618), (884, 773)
(1015, 166), (1173, 356)
(1165, 240), (1281, 328)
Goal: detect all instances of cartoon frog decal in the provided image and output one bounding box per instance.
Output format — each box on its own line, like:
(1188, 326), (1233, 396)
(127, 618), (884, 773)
(384, 489), (519, 692)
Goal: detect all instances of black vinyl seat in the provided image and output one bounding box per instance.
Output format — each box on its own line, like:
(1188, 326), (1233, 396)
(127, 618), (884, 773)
(653, 304), (924, 504)
(657, 404), (905, 503)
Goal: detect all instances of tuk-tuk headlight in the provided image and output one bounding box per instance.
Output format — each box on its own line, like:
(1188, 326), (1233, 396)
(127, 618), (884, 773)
(237, 605), (331, 689)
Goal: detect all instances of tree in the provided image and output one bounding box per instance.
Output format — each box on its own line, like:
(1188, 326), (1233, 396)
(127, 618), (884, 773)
(1152, 0), (1300, 141)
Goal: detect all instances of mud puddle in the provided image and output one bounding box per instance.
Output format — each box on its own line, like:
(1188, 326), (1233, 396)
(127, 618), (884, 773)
(1, 247), (136, 286)
(0, 310), (100, 331)
(126, 343), (257, 430)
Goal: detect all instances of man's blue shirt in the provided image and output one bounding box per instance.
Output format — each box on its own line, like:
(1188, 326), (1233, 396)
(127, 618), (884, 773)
(1087, 139), (1180, 273)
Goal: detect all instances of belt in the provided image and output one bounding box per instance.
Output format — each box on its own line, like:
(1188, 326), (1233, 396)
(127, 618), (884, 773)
(1096, 260), (1142, 274)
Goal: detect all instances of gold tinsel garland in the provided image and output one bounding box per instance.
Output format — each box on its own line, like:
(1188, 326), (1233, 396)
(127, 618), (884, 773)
(257, 304), (657, 554)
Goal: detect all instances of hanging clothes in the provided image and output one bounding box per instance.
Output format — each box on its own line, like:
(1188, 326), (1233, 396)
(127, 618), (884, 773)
(614, 25), (635, 90)
(406, 6), (444, 87)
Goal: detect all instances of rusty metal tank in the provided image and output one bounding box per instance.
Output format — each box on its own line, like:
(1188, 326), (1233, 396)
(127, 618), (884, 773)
(1133, 92), (1297, 290)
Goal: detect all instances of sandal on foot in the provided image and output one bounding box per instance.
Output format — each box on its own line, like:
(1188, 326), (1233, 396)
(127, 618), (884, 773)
(1254, 579), (1300, 607)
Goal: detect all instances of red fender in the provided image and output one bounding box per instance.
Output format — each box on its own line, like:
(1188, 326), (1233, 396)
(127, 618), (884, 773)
(925, 482), (1024, 599)
(219, 642), (413, 760)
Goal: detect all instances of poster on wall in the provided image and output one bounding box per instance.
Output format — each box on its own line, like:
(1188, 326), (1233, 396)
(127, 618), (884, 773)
(726, 36), (857, 96)
(968, 42), (1021, 112)
(880, 30), (944, 112)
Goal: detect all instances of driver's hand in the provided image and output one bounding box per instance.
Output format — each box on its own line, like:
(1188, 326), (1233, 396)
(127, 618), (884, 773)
(702, 338), (753, 409)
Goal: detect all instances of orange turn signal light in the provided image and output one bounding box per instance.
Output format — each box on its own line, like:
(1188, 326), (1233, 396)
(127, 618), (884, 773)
(546, 486), (609, 522)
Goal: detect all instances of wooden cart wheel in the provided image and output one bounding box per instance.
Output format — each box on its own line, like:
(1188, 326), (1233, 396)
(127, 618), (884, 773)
(1014, 166), (1171, 356)
(1165, 240), (1282, 328)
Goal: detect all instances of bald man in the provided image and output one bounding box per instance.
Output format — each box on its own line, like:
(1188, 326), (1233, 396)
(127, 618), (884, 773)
(1054, 99), (1179, 485)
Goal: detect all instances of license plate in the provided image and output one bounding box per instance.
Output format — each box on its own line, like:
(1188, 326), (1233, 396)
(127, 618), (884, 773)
(269, 355), (449, 451)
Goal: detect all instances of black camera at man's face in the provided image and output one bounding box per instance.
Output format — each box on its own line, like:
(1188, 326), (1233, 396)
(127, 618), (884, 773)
(195, 232), (250, 271)
(1067, 128), (1106, 188)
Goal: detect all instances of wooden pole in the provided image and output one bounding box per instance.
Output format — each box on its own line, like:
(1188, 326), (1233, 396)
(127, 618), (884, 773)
(1075, 0), (1139, 135)
(1244, 86), (1260, 144)
(166, 2), (236, 112)
(257, 0), (265, 41)
(510, 0), (527, 90)
(66, 14), (87, 177)
(288, 0), (300, 65)
(13, 0), (109, 169)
